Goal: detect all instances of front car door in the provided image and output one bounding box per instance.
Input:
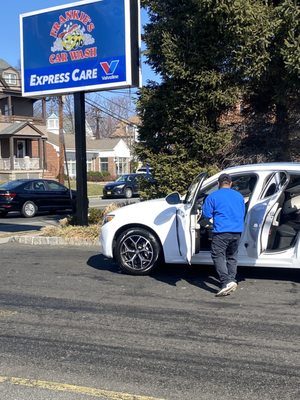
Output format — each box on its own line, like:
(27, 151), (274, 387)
(176, 173), (207, 263)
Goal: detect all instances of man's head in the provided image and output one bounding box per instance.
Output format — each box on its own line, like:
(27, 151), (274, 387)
(218, 173), (232, 188)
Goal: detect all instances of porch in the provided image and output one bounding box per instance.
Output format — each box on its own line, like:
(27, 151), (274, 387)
(0, 121), (48, 181)
(0, 157), (45, 180)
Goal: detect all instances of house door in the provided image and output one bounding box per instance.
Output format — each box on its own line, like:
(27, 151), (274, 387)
(16, 140), (26, 158)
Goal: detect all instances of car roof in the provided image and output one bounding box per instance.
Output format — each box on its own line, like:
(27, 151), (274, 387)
(223, 162), (300, 174)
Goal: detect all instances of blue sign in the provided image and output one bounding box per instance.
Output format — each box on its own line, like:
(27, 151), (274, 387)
(20, 0), (141, 96)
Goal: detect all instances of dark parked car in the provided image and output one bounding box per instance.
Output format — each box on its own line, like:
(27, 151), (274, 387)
(102, 173), (154, 199)
(0, 179), (76, 218)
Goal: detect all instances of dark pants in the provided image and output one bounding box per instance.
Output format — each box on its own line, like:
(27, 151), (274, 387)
(211, 232), (241, 288)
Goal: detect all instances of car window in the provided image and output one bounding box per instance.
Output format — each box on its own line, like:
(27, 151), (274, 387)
(33, 181), (46, 191)
(47, 181), (66, 191)
(116, 175), (129, 182)
(23, 183), (33, 191)
(261, 172), (288, 199)
(0, 180), (25, 190)
(232, 175), (258, 198)
(197, 174), (258, 203)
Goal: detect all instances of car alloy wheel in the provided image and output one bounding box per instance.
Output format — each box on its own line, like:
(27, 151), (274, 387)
(22, 201), (37, 218)
(124, 187), (133, 199)
(115, 228), (161, 275)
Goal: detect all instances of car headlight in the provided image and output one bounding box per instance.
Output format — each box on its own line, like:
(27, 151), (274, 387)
(102, 214), (115, 225)
(114, 184), (125, 189)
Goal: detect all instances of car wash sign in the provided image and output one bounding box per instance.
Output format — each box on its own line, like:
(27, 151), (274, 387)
(20, 0), (141, 96)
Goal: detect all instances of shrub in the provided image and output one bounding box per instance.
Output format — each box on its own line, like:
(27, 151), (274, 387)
(87, 171), (114, 182)
(88, 208), (104, 224)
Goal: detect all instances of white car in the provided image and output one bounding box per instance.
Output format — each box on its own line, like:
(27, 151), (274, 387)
(100, 162), (300, 275)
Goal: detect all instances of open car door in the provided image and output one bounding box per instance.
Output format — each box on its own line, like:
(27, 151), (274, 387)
(244, 171), (290, 258)
(176, 173), (207, 263)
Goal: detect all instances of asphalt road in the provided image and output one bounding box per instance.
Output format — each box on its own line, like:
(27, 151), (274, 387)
(0, 244), (299, 400)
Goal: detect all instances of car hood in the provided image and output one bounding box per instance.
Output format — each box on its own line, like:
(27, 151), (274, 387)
(109, 197), (179, 224)
(104, 181), (127, 189)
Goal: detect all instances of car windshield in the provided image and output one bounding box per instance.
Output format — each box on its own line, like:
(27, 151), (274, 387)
(0, 180), (25, 190)
(115, 175), (135, 183)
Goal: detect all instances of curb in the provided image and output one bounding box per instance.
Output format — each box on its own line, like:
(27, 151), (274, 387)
(1, 234), (99, 247)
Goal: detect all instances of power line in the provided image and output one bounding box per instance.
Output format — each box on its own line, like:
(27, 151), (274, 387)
(85, 98), (139, 127)
(93, 92), (136, 115)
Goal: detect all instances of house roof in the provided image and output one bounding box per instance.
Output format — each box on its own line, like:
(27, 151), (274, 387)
(0, 121), (47, 138)
(109, 115), (140, 138)
(0, 59), (11, 71)
(46, 131), (123, 151)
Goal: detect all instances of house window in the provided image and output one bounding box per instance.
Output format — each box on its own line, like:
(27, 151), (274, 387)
(3, 72), (17, 85)
(100, 157), (108, 172)
(115, 157), (129, 175)
(48, 119), (59, 130)
(65, 160), (76, 178)
(87, 160), (92, 172)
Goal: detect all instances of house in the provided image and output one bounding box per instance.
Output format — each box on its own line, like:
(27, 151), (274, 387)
(45, 113), (132, 178)
(0, 59), (48, 181)
(109, 115), (140, 146)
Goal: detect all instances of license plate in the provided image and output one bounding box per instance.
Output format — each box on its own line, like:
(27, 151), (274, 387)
(106, 191), (111, 195)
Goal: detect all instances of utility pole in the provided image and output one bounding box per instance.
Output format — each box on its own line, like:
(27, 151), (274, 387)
(58, 96), (65, 184)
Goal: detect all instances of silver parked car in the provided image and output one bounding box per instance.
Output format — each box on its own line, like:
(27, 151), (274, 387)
(100, 163), (300, 275)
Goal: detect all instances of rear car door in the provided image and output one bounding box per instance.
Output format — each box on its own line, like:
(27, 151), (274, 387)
(243, 171), (290, 258)
(44, 181), (72, 210)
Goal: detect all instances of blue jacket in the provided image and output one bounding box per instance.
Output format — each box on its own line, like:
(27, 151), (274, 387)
(202, 188), (245, 233)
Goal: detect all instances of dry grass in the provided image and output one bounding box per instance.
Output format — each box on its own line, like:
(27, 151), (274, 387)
(40, 203), (123, 240)
(40, 224), (100, 240)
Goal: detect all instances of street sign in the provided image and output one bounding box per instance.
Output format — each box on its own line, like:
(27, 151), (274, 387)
(20, 0), (141, 96)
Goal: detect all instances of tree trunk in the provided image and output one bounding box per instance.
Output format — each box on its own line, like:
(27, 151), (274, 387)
(275, 103), (291, 161)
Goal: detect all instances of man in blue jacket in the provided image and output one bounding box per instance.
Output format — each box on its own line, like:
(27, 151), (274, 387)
(203, 173), (245, 296)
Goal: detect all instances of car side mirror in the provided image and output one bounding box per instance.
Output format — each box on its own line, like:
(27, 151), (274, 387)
(166, 192), (181, 205)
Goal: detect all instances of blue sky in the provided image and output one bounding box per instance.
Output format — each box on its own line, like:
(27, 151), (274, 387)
(1, 1), (157, 86)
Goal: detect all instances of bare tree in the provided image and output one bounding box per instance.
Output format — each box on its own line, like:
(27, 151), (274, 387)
(85, 92), (136, 138)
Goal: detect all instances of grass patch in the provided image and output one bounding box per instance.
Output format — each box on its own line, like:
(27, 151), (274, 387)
(65, 181), (104, 197)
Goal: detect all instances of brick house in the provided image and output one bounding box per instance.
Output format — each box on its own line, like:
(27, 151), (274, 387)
(46, 114), (132, 178)
(0, 59), (48, 181)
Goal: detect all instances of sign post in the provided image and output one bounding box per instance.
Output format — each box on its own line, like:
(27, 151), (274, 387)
(74, 92), (88, 226)
(20, 0), (141, 225)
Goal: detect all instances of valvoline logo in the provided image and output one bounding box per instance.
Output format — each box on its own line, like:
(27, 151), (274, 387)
(100, 60), (119, 75)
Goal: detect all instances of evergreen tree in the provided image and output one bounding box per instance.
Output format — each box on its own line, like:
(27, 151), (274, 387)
(231, 0), (300, 162)
(137, 1), (300, 197)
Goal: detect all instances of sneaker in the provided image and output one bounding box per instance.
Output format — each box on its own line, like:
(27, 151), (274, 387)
(216, 281), (237, 297)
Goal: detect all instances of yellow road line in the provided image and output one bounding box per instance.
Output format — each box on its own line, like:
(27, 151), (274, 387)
(0, 376), (165, 400)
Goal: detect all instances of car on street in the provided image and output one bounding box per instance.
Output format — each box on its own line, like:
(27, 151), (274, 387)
(100, 162), (300, 275)
(102, 173), (154, 199)
(0, 179), (76, 218)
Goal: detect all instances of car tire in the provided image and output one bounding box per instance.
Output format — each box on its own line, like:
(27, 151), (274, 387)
(0, 211), (8, 217)
(21, 201), (37, 218)
(115, 228), (162, 275)
(124, 187), (133, 199)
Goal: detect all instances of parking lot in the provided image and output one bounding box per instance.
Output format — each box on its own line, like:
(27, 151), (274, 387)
(0, 243), (299, 400)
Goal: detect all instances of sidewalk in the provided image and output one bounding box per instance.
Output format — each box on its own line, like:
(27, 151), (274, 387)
(0, 230), (99, 247)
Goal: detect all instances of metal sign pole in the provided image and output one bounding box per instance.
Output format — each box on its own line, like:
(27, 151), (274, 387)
(74, 91), (88, 226)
